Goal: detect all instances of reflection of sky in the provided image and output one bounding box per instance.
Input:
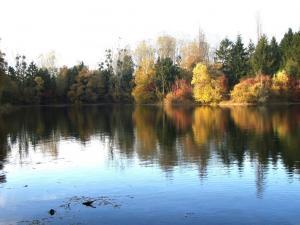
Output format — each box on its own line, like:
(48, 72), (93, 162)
(1, 135), (300, 225)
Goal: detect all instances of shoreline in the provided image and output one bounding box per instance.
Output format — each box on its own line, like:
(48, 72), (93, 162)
(2, 101), (300, 111)
(218, 101), (300, 106)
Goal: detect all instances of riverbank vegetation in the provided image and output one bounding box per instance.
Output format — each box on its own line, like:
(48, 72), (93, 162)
(0, 28), (300, 105)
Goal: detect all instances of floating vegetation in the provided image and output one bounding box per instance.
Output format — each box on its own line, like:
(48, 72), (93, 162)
(16, 195), (128, 225)
(60, 195), (122, 209)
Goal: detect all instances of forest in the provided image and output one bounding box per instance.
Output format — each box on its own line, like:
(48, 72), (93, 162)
(0, 28), (300, 106)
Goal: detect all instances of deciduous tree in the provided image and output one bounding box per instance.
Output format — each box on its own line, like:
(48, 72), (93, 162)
(154, 57), (179, 98)
(191, 63), (225, 103)
(157, 35), (177, 61)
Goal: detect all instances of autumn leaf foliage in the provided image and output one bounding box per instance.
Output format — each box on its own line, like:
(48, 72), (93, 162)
(164, 79), (193, 105)
(191, 63), (226, 104)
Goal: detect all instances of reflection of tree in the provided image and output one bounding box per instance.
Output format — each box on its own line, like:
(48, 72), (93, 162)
(0, 105), (136, 167)
(228, 106), (300, 196)
(134, 106), (179, 171)
(164, 104), (193, 132)
(0, 113), (11, 184)
(230, 106), (300, 172)
(1, 105), (300, 195)
(111, 105), (135, 157)
(155, 109), (179, 172)
(230, 106), (272, 134)
(4, 107), (62, 160)
(192, 107), (228, 146)
(271, 108), (300, 173)
(181, 135), (210, 178)
(0, 173), (6, 183)
(133, 106), (158, 160)
(68, 105), (135, 157)
(255, 163), (267, 198)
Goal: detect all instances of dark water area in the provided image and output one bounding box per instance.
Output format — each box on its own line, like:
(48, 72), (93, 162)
(0, 105), (300, 225)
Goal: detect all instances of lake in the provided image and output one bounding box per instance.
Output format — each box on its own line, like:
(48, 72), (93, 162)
(0, 105), (300, 225)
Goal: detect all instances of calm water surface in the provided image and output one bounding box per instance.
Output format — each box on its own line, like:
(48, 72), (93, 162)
(0, 105), (300, 225)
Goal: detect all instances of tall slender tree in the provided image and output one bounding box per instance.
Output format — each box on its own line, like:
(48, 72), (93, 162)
(280, 29), (300, 76)
(215, 38), (233, 75)
(230, 35), (249, 84)
(215, 36), (250, 87)
(115, 49), (134, 99)
(252, 35), (270, 75)
(268, 37), (281, 75)
(280, 28), (294, 67)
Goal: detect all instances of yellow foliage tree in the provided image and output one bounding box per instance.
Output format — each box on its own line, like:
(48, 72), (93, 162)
(132, 59), (157, 103)
(271, 70), (290, 99)
(191, 63), (224, 103)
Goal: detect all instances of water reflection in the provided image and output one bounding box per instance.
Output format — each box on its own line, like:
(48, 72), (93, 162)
(0, 105), (300, 190)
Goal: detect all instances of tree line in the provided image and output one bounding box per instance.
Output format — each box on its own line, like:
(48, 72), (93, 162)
(0, 28), (300, 105)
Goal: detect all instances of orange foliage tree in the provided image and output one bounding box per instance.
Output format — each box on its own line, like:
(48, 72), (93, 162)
(164, 79), (193, 105)
(230, 75), (272, 103)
